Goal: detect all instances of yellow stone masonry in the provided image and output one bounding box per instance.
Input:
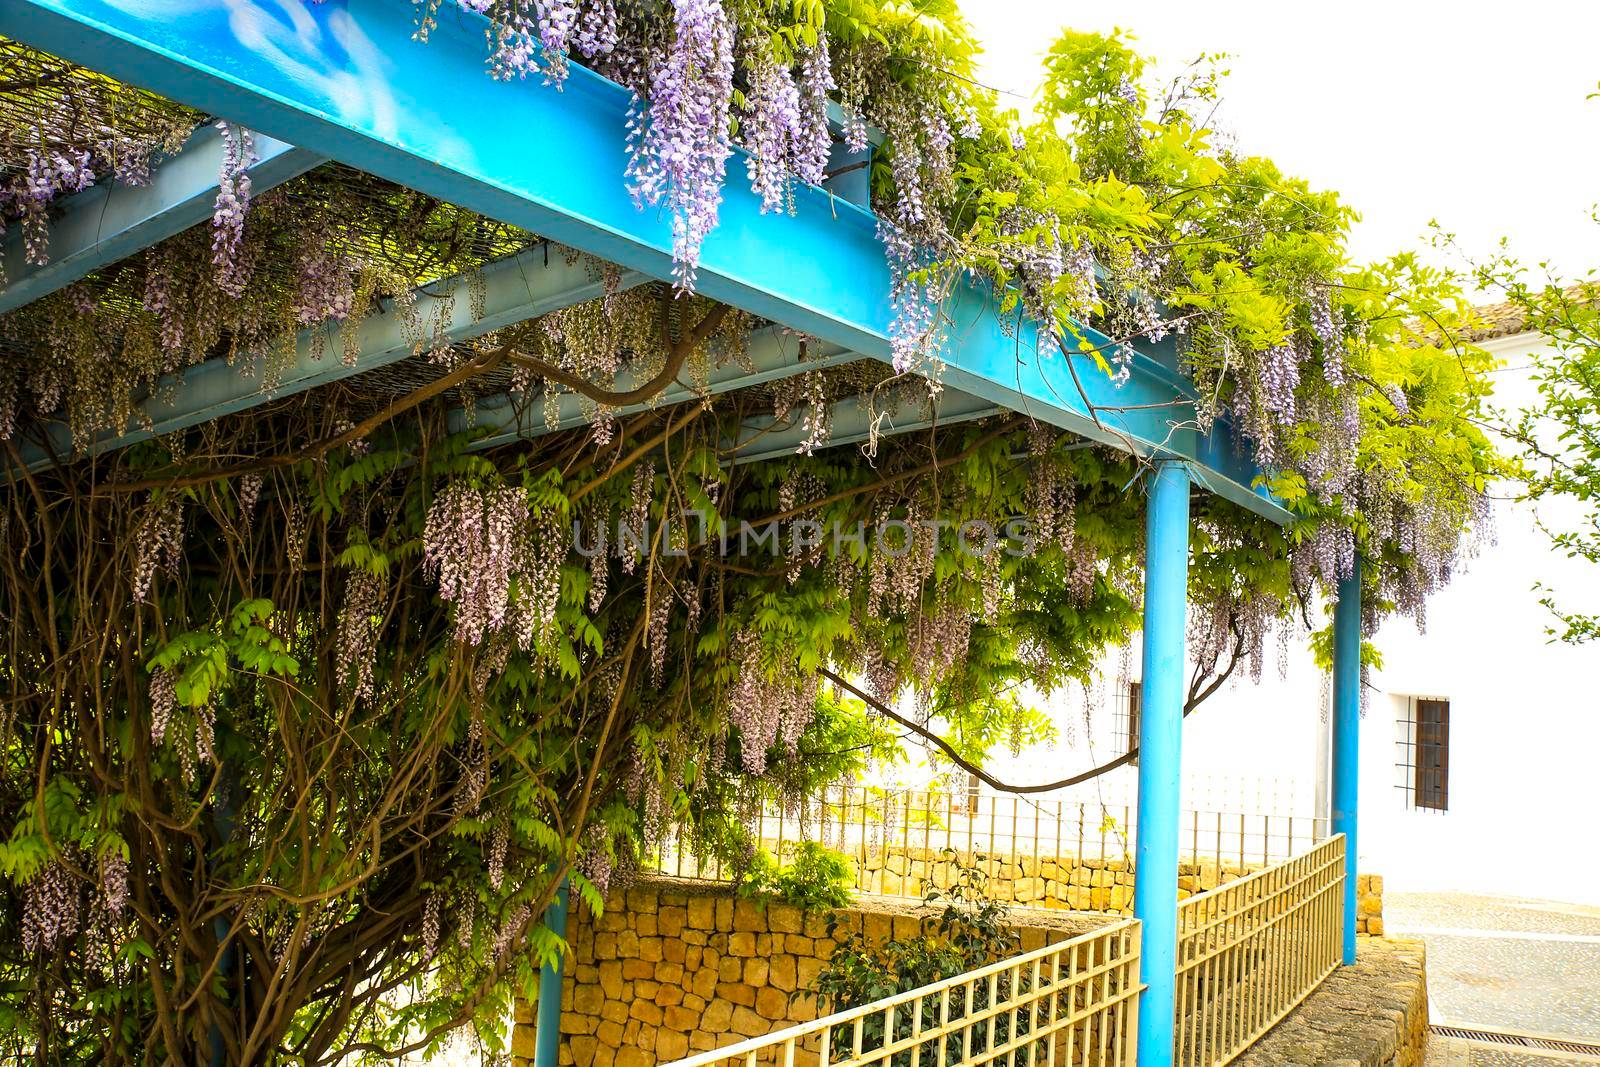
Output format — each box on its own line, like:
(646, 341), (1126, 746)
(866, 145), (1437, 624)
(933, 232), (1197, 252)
(852, 847), (1247, 910)
(511, 878), (1106, 1067)
(1357, 871), (1385, 936)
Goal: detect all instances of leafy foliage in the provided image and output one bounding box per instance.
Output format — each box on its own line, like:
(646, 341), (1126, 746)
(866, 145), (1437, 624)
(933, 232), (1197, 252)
(739, 842), (855, 914)
(810, 853), (1021, 1060)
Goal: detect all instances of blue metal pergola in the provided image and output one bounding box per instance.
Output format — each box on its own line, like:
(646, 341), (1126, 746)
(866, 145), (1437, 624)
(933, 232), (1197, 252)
(0, 2), (1365, 1064)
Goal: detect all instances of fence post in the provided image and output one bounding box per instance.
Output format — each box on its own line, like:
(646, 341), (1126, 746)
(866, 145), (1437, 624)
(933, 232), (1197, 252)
(534, 877), (570, 1067)
(1331, 559), (1362, 966)
(1134, 461), (1189, 1067)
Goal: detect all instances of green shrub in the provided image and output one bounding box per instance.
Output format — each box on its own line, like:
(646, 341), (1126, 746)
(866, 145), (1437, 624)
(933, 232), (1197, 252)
(811, 852), (1027, 1064)
(739, 841), (854, 914)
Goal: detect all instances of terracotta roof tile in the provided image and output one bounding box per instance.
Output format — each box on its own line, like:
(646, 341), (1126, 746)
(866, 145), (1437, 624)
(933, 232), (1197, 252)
(1461, 298), (1531, 343)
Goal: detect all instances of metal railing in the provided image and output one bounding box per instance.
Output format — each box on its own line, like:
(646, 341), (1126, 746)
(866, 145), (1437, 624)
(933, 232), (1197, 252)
(653, 785), (1328, 897)
(1173, 835), (1346, 1066)
(662, 918), (1143, 1067)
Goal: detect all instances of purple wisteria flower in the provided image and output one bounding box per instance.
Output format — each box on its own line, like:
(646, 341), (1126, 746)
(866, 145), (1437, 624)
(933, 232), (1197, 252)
(211, 122), (256, 297)
(735, 33), (836, 205)
(626, 0), (735, 291)
(535, 0), (579, 85)
(795, 38), (835, 184)
(573, 0), (618, 58)
(741, 46), (803, 212)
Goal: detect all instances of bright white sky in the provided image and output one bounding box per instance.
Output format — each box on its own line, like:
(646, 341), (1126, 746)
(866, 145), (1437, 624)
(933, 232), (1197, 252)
(964, 1), (1600, 282)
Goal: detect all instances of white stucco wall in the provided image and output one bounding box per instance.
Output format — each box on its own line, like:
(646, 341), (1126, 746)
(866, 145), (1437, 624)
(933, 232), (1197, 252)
(1350, 331), (1600, 905)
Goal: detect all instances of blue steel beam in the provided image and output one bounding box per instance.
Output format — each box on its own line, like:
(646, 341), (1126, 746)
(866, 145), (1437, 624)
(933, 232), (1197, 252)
(0, 123), (325, 314)
(727, 386), (1001, 465)
(18, 246), (646, 471)
(0, 0), (894, 353)
(1330, 561), (1362, 966)
(0, 0), (1290, 525)
(1133, 461), (1190, 1067)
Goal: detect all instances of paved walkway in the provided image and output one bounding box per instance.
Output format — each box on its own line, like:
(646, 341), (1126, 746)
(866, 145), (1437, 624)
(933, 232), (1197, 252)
(1390, 891), (1600, 1067)
(1428, 1044), (1600, 1066)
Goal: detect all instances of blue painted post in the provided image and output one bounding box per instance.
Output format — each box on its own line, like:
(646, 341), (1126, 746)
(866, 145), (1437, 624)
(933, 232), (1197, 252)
(534, 878), (570, 1067)
(1134, 461), (1189, 1067)
(1331, 559), (1363, 966)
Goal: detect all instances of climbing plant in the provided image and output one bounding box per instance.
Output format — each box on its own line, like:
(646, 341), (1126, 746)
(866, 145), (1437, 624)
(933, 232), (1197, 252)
(0, 3), (1504, 1063)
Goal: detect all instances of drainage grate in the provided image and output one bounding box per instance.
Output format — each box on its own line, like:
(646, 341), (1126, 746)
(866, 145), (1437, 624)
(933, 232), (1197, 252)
(1432, 1024), (1600, 1058)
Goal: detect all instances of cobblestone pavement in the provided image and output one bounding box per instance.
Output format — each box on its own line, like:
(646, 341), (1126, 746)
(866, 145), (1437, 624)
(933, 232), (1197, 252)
(1427, 1039), (1600, 1066)
(1391, 892), (1600, 939)
(1390, 891), (1600, 1066)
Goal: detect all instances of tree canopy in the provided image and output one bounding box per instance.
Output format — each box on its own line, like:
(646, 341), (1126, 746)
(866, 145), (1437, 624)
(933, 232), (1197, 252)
(0, 2), (1498, 1062)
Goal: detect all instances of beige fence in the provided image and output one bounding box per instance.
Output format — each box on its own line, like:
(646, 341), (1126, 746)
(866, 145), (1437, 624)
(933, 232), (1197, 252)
(654, 785), (1328, 894)
(1173, 834), (1346, 1066)
(662, 917), (1143, 1067)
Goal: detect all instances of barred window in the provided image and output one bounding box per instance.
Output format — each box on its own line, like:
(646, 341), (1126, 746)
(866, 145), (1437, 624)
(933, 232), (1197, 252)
(1113, 680), (1142, 763)
(1395, 696), (1450, 811)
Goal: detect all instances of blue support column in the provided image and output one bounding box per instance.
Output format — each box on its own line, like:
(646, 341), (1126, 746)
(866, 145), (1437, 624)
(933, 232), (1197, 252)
(1134, 461), (1190, 1067)
(534, 878), (570, 1067)
(1331, 559), (1363, 966)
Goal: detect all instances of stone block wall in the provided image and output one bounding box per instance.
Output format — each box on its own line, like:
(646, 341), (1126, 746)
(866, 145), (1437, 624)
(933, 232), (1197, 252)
(1234, 937), (1426, 1067)
(850, 846), (1254, 911)
(1357, 872), (1385, 935)
(851, 847), (1383, 930)
(511, 877), (1107, 1067)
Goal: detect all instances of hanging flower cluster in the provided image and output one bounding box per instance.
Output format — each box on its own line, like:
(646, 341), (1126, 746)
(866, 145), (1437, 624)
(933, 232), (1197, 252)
(575, 824), (614, 898)
(725, 631), (818, 775)
(99, 853), (129, 921)
(738, 35), (832, 212)
(421, 892), (443, 962)
(906, 600), (973, 695)
(133, 495), (184, 602)
(1026, 425), (1078, 553)
(211, 122), (256, 297)
(148, 666), (176, 745)
(740, 46), (803, 213)
(293, 240), (358, 331)
(864, 500), (938, 616)
(486, 820), (509, 889)
(336, 569), (387, 702)
(796, 41), (835, 183)
(21, 861), (81, 955)
(626, 0), (735, 290)
(5, 147), (96, 267)
(0, 42), (196, 271)
(424, 481), (530, 647)
(422, 480), (569, 650)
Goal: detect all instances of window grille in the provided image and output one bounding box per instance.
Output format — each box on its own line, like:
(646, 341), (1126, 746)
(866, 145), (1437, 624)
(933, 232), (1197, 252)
(1395, 696), (1450, 811)
(1112, 680), (1142, 763)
